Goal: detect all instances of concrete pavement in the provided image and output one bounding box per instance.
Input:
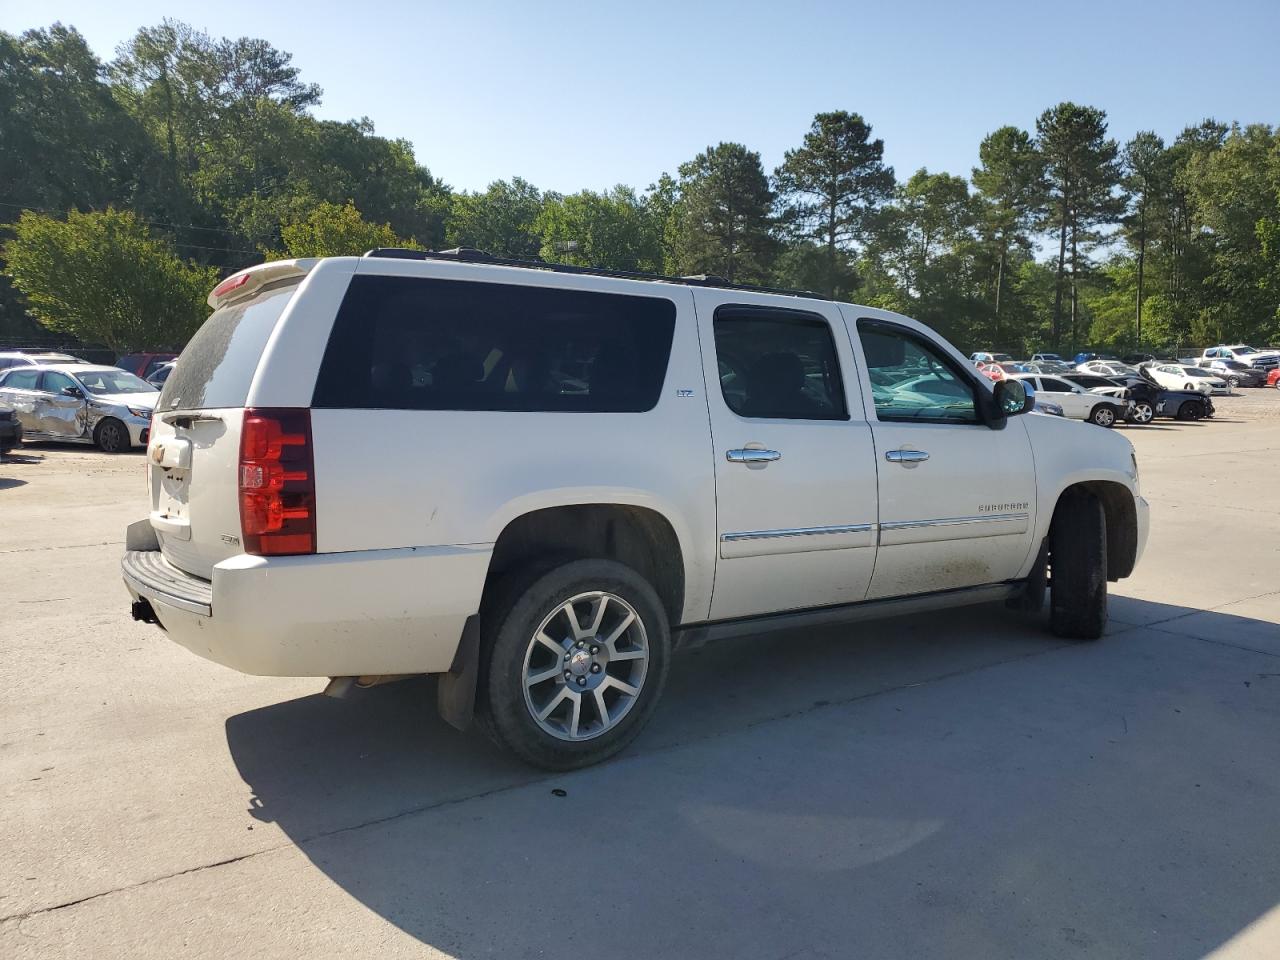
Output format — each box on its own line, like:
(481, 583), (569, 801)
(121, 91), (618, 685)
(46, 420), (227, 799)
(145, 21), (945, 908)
(1, 397), (1277, 959)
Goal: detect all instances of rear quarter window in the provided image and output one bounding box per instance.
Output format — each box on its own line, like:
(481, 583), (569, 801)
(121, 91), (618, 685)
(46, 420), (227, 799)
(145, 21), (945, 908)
(159, 280), (299, 411)
(312, 275), (677, 412)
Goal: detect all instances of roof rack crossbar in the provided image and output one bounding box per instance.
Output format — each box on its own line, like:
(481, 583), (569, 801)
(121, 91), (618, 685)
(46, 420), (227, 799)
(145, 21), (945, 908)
(361, 248), (824, 299)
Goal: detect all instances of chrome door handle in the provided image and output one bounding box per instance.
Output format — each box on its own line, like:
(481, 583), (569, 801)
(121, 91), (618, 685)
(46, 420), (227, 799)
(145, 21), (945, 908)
(885, 449), (930, 464)
(726, 448), (781, 464)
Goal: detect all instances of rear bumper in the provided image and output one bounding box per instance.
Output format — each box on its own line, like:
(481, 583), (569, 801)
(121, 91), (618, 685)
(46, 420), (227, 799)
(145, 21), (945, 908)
(121, 523), (492, 676)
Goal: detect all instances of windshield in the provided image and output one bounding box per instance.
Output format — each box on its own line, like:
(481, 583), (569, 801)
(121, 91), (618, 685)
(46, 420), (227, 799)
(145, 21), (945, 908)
(1182, 367), (1212, 377)
(1230, 345), (1257, 353)
(74, 369), (157, 395)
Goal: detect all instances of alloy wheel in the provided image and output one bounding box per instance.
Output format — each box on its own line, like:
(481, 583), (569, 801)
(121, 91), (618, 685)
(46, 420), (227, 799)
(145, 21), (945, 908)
(521, 591), (649, 742)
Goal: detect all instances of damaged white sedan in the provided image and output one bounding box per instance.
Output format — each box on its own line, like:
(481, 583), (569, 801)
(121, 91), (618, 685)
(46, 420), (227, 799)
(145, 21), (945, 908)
(0, 363), (158, 452)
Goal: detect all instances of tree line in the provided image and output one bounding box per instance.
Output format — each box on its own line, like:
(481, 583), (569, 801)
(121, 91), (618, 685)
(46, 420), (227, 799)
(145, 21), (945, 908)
(2, 20), (1278, 354)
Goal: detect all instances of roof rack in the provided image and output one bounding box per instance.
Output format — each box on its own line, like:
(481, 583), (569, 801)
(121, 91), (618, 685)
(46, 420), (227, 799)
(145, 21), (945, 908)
(362, 247), (824, 300)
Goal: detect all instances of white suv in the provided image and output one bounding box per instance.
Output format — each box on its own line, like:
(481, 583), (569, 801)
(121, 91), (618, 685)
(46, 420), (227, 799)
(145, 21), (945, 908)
(122, 250), (1149, 769)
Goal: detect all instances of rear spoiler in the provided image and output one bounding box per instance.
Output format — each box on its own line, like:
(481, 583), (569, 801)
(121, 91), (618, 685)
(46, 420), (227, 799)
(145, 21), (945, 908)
(207, 259), (318, 308)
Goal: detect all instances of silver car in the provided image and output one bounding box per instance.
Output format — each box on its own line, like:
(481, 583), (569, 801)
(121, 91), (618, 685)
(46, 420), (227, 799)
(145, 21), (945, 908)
(0, 364), (158, 452)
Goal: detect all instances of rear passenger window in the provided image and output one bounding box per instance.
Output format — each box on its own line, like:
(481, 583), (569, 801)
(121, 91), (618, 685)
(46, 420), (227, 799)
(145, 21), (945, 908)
(712, 310), (848, 420)
(1040, 377), (1074, 392)
(313, 276), (676, 412)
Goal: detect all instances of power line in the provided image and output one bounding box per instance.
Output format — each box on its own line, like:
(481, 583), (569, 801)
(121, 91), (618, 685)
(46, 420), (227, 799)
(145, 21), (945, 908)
(0, 199), (262, 255)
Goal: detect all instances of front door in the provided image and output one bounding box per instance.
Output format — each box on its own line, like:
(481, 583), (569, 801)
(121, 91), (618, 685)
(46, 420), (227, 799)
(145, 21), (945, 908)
(695, 291), (879, 620)
(846, 314), (1038, 600)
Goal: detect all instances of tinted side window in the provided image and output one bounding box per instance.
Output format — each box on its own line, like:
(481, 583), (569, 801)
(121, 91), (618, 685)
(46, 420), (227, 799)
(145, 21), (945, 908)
(2, 369), (39, 390)
(712, 310), (847, 420)
(313, 276), (676, 413)
(1041, 377), (1073, 392)
(858, 322), (979, 423)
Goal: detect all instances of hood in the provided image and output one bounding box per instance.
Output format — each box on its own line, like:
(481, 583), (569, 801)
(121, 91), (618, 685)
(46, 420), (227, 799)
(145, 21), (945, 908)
(91, 392), (158, 410)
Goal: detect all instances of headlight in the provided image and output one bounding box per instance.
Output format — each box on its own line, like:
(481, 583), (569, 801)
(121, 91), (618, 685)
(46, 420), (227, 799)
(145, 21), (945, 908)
(126, 407), (151, 418)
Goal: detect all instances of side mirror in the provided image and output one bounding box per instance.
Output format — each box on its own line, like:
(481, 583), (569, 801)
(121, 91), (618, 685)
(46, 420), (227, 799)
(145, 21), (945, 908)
(992, 378), (1034, 423)
(61, 385), (83, 398)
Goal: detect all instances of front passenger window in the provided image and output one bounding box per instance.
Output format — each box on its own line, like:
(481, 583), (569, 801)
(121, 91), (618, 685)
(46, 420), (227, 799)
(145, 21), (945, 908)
(858, 323), (979, 423)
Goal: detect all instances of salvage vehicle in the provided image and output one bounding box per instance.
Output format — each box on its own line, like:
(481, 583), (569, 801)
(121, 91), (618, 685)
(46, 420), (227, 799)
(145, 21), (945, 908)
(1201, 344), (1279, 372)
(1199, 359), (1267, 389)
(1145, 364), (1228, 396)
(0, 364), (158, 452)
(121, 250), (1149, 770)
(0, 404), (20, 454)
(1009, 373), (1131, 427)
(116, 352), (178, 379)
(1063, 371), (1213, 423)
(1270, 369), (1280, 388)
(0, 351), (87, 370)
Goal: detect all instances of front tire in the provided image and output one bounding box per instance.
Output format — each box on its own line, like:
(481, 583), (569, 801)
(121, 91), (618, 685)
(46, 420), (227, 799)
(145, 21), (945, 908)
(94, 418), (129, 453)
(1049, 489), (1107, 639)
(479, 559), (671, 770)
(1176, 400), (1204, 421)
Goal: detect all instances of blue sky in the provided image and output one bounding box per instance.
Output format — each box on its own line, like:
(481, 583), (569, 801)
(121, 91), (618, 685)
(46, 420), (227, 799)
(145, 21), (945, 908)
(4, 0), (1278, 195)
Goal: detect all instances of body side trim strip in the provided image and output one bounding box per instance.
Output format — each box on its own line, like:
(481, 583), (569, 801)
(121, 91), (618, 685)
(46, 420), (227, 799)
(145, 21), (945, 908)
(879, 511), (1029, 532)
(721, 522), (875, 543)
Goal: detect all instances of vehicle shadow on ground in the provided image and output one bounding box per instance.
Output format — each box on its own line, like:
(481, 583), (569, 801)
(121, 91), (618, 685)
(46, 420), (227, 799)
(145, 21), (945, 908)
(225, 598), (1280, 958)
(0, 476), (27, 490)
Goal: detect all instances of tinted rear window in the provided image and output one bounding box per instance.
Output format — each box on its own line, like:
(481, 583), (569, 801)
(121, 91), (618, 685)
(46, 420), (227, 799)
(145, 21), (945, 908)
(159, 280), (298, 411)
(312, 275), (677, 412)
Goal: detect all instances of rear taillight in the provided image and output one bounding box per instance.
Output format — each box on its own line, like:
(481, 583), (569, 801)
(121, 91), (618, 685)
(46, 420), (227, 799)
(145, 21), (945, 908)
(238, 408), (315, 556)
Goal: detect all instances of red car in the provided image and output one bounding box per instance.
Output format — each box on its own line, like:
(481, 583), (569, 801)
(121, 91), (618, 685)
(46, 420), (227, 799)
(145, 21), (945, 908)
(1268, 368), (1280, 388)
(117, 352), (177, 379)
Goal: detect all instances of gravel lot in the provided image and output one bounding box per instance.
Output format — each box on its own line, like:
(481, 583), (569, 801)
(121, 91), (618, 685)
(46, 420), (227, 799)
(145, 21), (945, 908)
(2, 393), (1278, 959)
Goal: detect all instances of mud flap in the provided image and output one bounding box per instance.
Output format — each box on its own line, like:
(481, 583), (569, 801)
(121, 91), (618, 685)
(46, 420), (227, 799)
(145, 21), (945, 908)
(1008, 537), (1048, 612)
(437, 614), (481, 731)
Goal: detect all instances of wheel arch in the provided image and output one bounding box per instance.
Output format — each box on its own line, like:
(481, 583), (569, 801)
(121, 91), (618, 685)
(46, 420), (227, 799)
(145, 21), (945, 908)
(1053, 479), (1138, 581)
(484, 502), (687, 628)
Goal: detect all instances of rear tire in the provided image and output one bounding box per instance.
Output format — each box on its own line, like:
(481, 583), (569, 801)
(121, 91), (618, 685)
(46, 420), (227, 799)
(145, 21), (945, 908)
(1227, 376), (1240, 389)
(478, 558), (671, 770)
(1089, 404), (1117, 427)
(1049, 489), (1108, 640)
(94, 418), (129, 453)
(1130, 401), (1154, 424)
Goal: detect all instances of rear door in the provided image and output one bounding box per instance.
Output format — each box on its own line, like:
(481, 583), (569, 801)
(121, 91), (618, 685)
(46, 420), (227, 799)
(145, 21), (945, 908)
(695, 291), (878, 619)
(149, 277), (308, 579)
(35, 371), (87, 438)
(846, 314), (1037, 600)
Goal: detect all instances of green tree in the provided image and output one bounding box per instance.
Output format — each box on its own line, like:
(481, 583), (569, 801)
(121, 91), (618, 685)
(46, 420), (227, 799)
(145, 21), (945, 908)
(673, 143), (777, 283)
(277, 200), (416, 258)
(971, 126), (1046, 341)
(536, 186), (663, 272)
(774, 111), (895, 297)
(864, 169), (980, 342)
(1035, 103), (1124, 351)
(1121, 132), (1169, 347)
(3, 208), (216, 350)
(446, 177), (547, 258)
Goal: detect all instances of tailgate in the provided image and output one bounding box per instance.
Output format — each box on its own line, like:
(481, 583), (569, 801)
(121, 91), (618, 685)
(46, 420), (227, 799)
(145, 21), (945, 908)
(149, 276), (303, 579)
(149, 410), (245, 579)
